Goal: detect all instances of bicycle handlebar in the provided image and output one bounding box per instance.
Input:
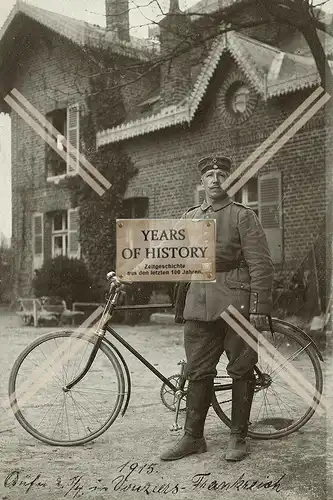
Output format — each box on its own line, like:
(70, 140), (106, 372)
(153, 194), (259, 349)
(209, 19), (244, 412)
(106, 271), (133, 287)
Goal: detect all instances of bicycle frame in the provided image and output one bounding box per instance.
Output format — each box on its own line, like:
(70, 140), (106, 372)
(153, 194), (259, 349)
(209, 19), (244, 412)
(63, 278), (323, 418)
(64, 284), (181, 397)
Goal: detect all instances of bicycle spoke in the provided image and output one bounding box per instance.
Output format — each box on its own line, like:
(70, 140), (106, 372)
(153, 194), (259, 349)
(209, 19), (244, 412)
(31, 391), (62, 429)
(268, 344), (311, 378)
(63, 395), (71, 441)
(268, 385), (300, 417)
(22, 349), (63, 389)
(10, 331), (126, 445)
(70, 387), (116, 394)
(68, 392), (92, 437)
(52, 337), (66, 386)
(69, 339), (90, 383)
(51, 394), (66, 439)
(273, 379), (312, 401)
(69, 392), (104, 428)
(71, 389), (111, 420)
(62, 339), (72, 384)
(35, 346), (64, 387)
(252, 390), (267, 425)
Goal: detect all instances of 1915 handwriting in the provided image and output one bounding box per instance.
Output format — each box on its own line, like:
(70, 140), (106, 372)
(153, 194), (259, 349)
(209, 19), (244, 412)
(2, 463), (287, 498)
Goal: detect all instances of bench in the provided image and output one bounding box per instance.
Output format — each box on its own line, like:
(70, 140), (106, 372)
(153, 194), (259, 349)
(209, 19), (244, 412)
(16, 297), (84, 327)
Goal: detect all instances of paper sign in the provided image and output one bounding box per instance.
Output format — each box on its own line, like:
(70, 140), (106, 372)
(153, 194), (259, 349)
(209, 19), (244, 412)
(116, 218), (216, 282)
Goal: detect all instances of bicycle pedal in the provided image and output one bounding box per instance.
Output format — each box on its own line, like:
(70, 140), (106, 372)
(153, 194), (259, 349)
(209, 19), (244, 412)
(170, 423), (183, 432)
(177, 360), (186, 366)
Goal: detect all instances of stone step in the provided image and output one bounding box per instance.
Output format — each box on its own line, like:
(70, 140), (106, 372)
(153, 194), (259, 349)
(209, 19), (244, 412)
(150, 312), (175, 325)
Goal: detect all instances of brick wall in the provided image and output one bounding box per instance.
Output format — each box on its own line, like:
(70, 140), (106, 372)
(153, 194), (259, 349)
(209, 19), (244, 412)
(11, 31), (97, 297)
(122, 59), (330, 272)
(10, 25), (331, 299)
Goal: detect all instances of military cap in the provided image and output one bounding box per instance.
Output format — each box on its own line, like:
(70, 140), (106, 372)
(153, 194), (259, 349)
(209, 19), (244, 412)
(198, 155), (232, 176)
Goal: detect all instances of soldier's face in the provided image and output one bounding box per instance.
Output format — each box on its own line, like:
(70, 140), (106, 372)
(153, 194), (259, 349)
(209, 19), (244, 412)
(201, 168), (228, 199)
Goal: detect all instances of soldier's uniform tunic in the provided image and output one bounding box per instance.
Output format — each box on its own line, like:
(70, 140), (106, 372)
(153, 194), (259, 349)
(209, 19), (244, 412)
(160, 154), (275, 462)
(182, 195), (274, 382)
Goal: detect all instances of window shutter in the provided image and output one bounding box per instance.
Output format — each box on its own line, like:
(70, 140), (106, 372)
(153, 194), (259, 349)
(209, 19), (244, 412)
(68, 208), (80, 259)
(67, 104), (80, 175)
(258, 172), (283, 264)
(195, 185), (205, 205)
(32, 213), (44, 271)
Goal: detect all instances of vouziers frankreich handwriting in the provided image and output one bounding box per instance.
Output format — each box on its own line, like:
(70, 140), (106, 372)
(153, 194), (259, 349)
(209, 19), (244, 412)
(192, 472), (286, 492)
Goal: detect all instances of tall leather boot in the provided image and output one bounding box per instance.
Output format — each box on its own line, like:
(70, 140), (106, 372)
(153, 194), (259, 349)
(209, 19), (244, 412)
(225, 377), (255, 462)
(160, 378), (213, 461)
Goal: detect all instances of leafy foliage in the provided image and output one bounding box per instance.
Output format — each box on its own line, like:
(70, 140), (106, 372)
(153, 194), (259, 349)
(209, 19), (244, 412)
(32, 256), (97, 307)
(68, 65), (138, 303)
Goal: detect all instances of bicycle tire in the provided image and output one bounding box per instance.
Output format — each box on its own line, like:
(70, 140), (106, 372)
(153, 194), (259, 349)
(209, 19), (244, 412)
(9, 330), (126, 446)
(211, 320), (323, 440)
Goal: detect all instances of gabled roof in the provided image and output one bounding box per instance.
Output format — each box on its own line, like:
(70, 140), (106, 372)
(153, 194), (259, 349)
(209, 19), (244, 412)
(0, 0), (158, 62)
(280, 28), (333, 58)
(97, 31), (330, 147)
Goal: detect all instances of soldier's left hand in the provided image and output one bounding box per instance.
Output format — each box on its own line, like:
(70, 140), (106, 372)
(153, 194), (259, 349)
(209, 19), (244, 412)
(249, 314), (270, 331)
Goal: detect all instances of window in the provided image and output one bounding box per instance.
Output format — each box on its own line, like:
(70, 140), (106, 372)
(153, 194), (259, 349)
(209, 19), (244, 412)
(46, 109), (67, 178)
(32, 213), (44, 271)
(52, 211), (68, 257)
(258, 172), (283, 264)
(122, 197), (149, 218)
(222, 76), (257, 124)
(195, 185), (206, 205)
(194, 173), (283, 264)
(234, 177), (259, 216)
(230, 84), (251, 114)
(51, 209), (80, 259)
(46, 105), (80, 179)
(234, 174), (283, 263)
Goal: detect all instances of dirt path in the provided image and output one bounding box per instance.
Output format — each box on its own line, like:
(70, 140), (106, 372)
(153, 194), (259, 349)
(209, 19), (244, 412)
(0, 312), (331, 500)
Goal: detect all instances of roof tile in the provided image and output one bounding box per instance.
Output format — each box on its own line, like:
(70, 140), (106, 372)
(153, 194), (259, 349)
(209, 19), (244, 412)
(0, 0), (158, 61)
(97, 31), (331, 145)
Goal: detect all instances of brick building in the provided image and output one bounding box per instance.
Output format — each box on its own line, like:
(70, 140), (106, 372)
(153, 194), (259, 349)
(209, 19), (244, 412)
(0, 0), (332, 309)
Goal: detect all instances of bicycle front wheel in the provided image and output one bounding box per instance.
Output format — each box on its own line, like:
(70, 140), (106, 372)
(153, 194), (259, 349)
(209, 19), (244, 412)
(212, 320), (323, 439)
(9, 330), (126, 446)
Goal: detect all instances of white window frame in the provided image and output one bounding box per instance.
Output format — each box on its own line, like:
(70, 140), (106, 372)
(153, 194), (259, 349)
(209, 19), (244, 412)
(68, 208), (81, 259)
(235, 181), (259, 214)
(195, 185), (205, 205)
(66, 103), (80, 176)
(32, 213), (44, 272)
(51, 211), (68, 258)
(195, 182), (259, 211)
(46, 104), (80, 182)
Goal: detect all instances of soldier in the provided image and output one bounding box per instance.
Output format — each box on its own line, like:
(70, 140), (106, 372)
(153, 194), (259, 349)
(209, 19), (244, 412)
(161, 155), (274, 462)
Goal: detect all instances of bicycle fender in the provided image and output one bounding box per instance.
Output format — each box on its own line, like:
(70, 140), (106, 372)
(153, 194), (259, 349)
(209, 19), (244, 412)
(103, 338), (132, 416)
(272, 318), (324, 362)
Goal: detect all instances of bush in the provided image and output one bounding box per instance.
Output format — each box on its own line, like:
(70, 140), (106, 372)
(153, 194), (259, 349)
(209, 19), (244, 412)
(272, 268), (307, 318)
(121, 282), (155, 325)
(32, 256), (97, 308)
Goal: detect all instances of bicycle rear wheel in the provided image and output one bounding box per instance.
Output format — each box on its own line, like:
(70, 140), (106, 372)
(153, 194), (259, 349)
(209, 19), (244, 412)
(9, 330), (126, 446)
(212, 320), (323, 439)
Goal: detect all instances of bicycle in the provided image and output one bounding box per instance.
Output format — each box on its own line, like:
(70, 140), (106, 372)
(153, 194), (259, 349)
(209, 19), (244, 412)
(8, 271), (324, 447)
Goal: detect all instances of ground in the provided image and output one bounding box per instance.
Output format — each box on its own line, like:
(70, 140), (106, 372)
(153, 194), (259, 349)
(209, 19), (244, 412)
(0, 308), (332, 500)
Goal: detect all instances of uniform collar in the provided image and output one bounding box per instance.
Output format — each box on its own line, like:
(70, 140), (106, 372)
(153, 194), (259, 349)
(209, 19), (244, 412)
(201, 195), (233, 211)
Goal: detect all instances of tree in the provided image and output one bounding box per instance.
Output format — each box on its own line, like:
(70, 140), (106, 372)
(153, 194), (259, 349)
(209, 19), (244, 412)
(0, 236), (13, 304)
(102, 0), (333, 94)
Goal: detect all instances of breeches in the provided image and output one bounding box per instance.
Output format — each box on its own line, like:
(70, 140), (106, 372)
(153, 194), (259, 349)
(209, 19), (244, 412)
(184, 319), (258, 382)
